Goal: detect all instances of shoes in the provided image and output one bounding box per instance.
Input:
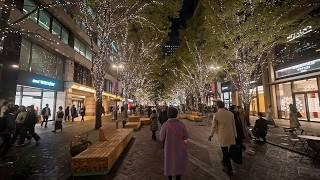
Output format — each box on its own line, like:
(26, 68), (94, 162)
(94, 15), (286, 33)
(52, 130), (56, 133)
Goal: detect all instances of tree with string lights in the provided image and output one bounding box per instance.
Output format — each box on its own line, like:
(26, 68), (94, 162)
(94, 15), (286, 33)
(77, 0), (181, 129)
(201, 0), (320, 120)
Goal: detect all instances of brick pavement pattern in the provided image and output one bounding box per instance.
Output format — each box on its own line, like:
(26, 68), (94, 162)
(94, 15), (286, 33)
(4, 117), (320, 180)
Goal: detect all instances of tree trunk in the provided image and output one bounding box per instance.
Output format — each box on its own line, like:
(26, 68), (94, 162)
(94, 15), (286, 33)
(95, 90), (102, 130)
(124, 96), (128, 119)
(243, 103), (250, 126)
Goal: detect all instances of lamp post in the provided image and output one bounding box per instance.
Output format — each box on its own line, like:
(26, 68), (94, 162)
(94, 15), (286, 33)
(112, 64), (123, 123)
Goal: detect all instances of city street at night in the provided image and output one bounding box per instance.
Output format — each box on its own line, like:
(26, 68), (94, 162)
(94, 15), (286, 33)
(1, 0), (320, 179)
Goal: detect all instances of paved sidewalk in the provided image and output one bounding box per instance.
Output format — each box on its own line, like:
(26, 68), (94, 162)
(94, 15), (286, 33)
(1, 115), (115, 179)
(76, 119), (320, 180)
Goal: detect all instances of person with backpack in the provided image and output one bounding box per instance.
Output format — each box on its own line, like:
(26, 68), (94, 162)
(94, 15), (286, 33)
(41, 104), (51, 128)
(160, 107), (189, 180)
(0, 105), (18, 158)
(52, 106), (64, 132)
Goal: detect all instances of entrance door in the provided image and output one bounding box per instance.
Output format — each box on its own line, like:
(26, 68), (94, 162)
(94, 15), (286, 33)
(294, 92), (320, 122)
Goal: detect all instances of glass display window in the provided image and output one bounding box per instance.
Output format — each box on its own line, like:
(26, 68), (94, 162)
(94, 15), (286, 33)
(293, 78), (318, 92)
(276, 82), (293, 119)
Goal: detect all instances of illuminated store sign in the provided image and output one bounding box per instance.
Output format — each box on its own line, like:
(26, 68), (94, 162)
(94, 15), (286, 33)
(287, 26), (313, 42)
(275, 58), (320, 79)
(32, 79), (55, 87)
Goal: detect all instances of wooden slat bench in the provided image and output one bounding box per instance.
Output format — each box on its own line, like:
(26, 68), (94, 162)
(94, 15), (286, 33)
(140, 118), (151, 125)
(125, 122), (141, 131)
(71, 128), (133, 176)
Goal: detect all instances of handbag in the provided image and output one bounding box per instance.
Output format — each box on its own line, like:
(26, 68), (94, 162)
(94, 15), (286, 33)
(229, 143), (242, 164)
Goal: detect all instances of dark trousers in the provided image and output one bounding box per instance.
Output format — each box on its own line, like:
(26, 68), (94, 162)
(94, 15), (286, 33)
(0, 133), (12, 157)
(20, 124), (40, 143)
(81, 115), (84, 121)
(152, 130), (156, 140)
(12, 124), (23, 144)
(168, 176), (181, 180)
(221, 146), (232, 172)
(64, 115), (70, 121)
(41, 116), (49, 127)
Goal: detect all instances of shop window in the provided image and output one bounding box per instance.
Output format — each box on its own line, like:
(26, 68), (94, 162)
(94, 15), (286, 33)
(293, 78), (318, 92)
(276, 82), (293, 118)
(19, 39), (31, 71)
(86, 49), (92, 61)
(23, 0), (38, 23)
(52, 18), (62, 39)
(74, 38), (85, 56)
(38, 9), (51, 31)
(61, 28), (69, 44)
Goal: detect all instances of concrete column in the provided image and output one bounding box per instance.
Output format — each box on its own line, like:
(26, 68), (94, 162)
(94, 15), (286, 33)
(64, 59), (74, 82)
(85, 95), (95, 116)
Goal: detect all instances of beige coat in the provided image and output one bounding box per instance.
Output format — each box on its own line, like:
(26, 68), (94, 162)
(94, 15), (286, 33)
(210, 109), (237, 147)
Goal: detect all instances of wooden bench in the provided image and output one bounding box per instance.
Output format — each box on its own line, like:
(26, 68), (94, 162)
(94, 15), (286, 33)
(140, 118), (151, 125)
(125, 122), (142, 131)
(283, 127), (304, 135)
(128, 116), (140, 122)
(71, 128), (133, 176)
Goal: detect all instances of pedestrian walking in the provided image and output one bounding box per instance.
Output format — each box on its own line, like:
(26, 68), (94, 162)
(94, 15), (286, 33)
(230, 105), (245, 147)
(80, 106), (86, 122)
(209, 101), (237, 176)
(159, 106), (168, 125)
(12, 106), (28, 144)
(150, 110), (158, 141)
(71, 105), (77, 122)
(147, 107), (152, 118)
(289, 104), (303, 133)
(19, 105), (40, 145)
(52, 106), (64, 132)
(41, 104), (51, 128)
(64, 106), (70, 121)
(160, 107), (189, 180)
(0, 101), (8, 118)
(0, 105), (18, 158)
(266, 105), (277, 127)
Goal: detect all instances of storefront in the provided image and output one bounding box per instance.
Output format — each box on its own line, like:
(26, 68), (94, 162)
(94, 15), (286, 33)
(273, 59), (320, 122)
(250, 86), (266, 116)
(15, 71), (64, 120)
(221, 82), (232, 109)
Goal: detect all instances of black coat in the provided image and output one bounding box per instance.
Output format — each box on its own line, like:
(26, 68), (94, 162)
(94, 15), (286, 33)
(232, 111), (245, 141)
(253, 118), (268, 137)
(24, 110), (37, 126)
(159, 110), (168, 125)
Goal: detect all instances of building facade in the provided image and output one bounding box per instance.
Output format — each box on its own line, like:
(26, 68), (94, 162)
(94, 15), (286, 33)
(221, 27), (320, 123)
(0, 0), (119, 119)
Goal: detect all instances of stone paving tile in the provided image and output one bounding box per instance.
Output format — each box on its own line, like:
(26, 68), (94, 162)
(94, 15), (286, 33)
(3, 117), (320, 180)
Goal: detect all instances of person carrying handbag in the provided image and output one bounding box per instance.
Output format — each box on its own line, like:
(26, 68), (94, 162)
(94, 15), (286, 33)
(160, 107), (189, 180)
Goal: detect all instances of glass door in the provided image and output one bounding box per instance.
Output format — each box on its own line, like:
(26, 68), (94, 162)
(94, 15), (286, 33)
(294, 93), (308, 121)
(307, 92), (320, 122)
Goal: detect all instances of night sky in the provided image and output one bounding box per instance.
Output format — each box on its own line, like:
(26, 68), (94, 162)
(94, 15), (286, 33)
(169, 0), (198, 43)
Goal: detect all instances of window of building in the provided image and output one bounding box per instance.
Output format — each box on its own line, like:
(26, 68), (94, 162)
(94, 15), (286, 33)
(52, 18), (62, 39)
(61, 28), (69, 44)
(23, 0), (38, 23)
(19, 39), (31, 71)
(74, 63), (92, 87)
(86, 49), (92, 61)
(276, 82), (293, 119)
(293, 78), (318, 92)
(20, 39), (64, 80)
(38, 9), (51, 31)
(74, 38), (86, 56)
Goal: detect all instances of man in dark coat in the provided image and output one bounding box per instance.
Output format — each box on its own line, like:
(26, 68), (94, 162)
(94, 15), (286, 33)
(19, 105), (40, 146)
(252, 112), (268, 143)
(0, 105), (18, 157)
(41, 104), (51, 128)
(71, 105), (77, 122)
(159, 106), (168, 125)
